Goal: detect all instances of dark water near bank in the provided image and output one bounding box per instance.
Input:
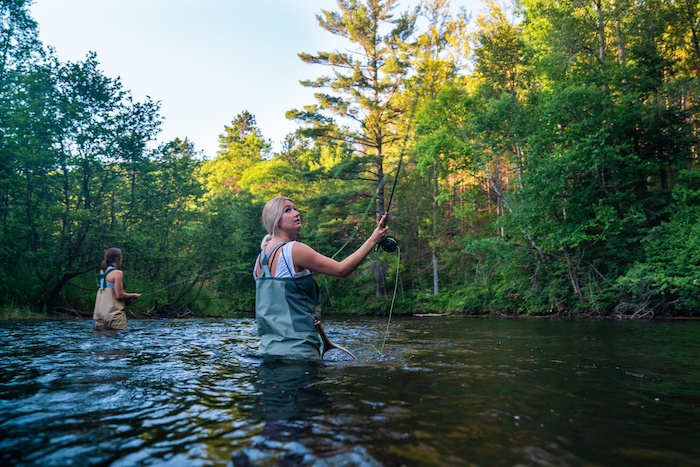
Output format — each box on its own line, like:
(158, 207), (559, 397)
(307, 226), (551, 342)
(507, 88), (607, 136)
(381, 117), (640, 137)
(0, 317), (699, 466)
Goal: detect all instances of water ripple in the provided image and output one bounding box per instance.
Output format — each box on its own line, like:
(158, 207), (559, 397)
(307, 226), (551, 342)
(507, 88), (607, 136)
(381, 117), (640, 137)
(1, 317), (699, 466)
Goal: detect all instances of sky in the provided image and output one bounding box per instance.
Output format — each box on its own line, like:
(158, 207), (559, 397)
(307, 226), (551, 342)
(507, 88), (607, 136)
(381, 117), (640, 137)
(31, 0), (484, 159)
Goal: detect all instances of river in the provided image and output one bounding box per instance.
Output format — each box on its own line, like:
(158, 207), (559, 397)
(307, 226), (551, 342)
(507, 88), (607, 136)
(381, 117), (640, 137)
(0, 316), (698, 466)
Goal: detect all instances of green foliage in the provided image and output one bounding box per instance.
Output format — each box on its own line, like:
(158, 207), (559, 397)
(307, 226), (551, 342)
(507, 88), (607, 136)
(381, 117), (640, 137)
(474, 2), (529, 98)
(0, 4), (217, 316)
(405, 0), (700, 317)
(200, 111), (272, 192)
(4, 0), (700, 319)
(290, 0), (417, 217)
(616, 171), (700, 314)
(0, 304), (46, 320)
(193, 190), (264, 313)
(1, 46), (163, 309)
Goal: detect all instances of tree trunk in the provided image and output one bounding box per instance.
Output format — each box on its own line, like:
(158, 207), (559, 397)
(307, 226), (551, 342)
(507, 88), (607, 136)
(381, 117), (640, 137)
(684, 0), (700, 74)
(596, 0), (606, 62)
(562, 245), (586, 303)
(432, 159), (439, 295)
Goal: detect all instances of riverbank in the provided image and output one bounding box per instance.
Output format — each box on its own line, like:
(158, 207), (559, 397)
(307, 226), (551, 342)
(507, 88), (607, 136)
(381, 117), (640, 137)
(0, 305), (50, 320)
(4, 304), (697, 321)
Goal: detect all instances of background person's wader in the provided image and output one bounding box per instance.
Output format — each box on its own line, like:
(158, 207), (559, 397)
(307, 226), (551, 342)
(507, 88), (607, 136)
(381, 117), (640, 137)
(255, 242), (321, 359)
(93, 267), (128, 330)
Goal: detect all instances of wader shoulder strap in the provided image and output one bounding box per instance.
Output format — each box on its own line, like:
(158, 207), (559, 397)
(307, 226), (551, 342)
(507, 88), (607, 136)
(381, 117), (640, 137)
(97, 267), (118, 290)
(259, 241), (286, 278)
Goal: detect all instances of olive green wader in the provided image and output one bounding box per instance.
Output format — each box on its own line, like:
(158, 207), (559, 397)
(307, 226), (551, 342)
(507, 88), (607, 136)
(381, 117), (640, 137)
(93, 267), (128, 330)
(255, 242), (321, 359)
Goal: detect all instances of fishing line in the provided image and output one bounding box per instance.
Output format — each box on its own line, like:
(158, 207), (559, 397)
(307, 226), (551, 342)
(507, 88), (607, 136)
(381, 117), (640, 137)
(372, 97), (420, 350)
(379, 244), (400, 354)
(329, 173), (389, 260)
(323, 101), (415, 352)
(136, 263), (249, 297)
(374, 105), (413, 252)
(72, 264), (246, 296)
(319, 172), (387, 310)
(315, 171), (401, 357)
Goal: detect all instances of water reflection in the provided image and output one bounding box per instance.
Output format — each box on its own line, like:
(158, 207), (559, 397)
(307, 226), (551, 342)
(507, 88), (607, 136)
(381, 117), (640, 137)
(253, 358), (329, 422)
(230, 358), (330, 466)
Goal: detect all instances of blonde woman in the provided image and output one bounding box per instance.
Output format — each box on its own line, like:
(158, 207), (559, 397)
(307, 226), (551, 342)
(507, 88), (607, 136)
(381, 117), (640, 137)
(253, 196), (389, 358)
(93, 248), (140, 330)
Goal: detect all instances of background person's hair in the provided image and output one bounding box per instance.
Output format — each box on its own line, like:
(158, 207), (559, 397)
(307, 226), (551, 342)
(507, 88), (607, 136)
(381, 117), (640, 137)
(260, 196), (292, 249)
(100, 247), (122, 271)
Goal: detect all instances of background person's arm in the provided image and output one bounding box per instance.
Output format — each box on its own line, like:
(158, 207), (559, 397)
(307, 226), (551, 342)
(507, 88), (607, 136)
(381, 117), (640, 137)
(108, 270), (140, 301)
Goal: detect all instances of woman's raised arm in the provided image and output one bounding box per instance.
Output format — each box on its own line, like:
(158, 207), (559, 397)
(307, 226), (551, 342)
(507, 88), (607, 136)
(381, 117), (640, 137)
(293, 213), (389, 277)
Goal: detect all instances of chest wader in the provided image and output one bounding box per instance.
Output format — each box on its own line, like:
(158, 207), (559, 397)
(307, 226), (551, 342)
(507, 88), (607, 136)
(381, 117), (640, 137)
(255, 242), (321, 359)
(93, 267), (128, 330)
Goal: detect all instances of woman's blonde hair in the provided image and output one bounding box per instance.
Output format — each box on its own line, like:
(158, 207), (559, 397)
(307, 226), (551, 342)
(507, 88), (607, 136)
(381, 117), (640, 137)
(260, 196), (292, 249)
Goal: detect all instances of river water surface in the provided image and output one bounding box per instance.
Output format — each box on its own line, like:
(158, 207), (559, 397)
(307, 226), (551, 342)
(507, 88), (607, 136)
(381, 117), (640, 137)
(0, 316), (698, 466)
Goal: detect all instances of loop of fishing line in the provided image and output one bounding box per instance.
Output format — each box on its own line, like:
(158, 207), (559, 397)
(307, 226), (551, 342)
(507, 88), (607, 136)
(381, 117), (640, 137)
(379, 244), (400, 354)
(330, 173), (390, 260)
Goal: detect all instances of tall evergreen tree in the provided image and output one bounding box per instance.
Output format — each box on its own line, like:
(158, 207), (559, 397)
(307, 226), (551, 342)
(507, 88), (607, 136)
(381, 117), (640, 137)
(200, 111), (272, 193)
(288, 0), (417, 297)
(289, 0), (417, 213)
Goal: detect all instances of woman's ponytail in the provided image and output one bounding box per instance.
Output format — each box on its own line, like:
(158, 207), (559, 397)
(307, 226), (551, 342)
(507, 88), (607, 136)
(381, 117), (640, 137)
(260, 234), (272, 250)
(100, 247), (122, 271)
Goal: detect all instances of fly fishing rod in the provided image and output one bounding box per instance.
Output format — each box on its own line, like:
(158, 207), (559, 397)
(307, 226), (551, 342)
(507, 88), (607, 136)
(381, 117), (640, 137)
(128, 263), (249, 298)
(375, 139), (406, 253)
(374, 92), (419, 253)
(375, 157), (401, 253)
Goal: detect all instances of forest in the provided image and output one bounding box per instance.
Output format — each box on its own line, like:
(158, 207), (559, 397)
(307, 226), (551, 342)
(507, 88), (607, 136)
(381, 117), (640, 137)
(1, 0), (698, 320)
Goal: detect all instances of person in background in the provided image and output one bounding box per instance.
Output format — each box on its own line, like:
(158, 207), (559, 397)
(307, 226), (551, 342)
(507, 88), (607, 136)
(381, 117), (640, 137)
(253, 196), (389, 359)
(94, 247), (140, 330)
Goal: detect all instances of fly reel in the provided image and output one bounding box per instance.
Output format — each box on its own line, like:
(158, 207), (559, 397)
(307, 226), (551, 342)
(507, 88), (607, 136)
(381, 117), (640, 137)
(379, 236), (398, 253)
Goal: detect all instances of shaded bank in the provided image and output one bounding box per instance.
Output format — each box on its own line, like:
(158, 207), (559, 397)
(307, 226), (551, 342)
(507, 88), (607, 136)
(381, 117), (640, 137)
(4, 304), (698, 322)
